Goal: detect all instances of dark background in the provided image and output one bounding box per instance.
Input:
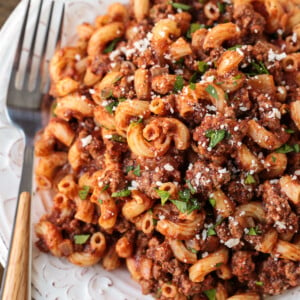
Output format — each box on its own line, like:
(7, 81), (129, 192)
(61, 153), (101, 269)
(0, 0), (20, 282)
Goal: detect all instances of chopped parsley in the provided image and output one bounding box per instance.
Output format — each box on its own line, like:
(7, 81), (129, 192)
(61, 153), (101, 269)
(295, 144), (300, 152)
(204, 288), (216, 300)
(233, 74), (242, 80)
(130, 117), (143, 126)
(78, 185), (90, 200)
(98, 199), (103, 204)
(209, 197), (216, 207)
(174, 75), (184, 93)
(188, 247), (198, 254)
(285, 128), (295, 134)
(189, 82), (196, 90)
(157, 190), (170, 205)
(245, 60), (269, 76)
(101, 184), (110, 191)
(187, 23), (205, 38)
(101, 89), (113, 99)
(205, 84), (219, 100)
(171, 189), (201, 214)
(227, 45), (242, 51)
(255, 281), (264, 286)
(111, 134), (126, 143)
(248, 226), (262, 236)
(112, 75), (123, 84)
(217, 2), (225, 13)
(126, 165), (134, 173)
(189, 72), (198, 83)
(245, 174), (256, 185)
(133, 165), (141, 176)
(215, 262), (223, 268)
(186, 180), (196, 194)
(276, 144), (296, 154)
(170, 2), (191, 10)
(205, 129), (228, 148)
(207, 227), (217, 236)
(271, 156), (277, 162)
(105, 100), (118, 114)
(112, 189), (131, 197)
(198, 61), (209, 73)
(103, 37), (121, 53)
(74, 234), (90, 245)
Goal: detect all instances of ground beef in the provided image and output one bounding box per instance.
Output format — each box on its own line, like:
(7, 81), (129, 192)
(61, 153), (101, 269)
(192, 114), (248, 165)
(146, 239), (173, 263)
(262, 181), (298, 235)
(226, 178), (255, 204)
(255, 257), (300, 295)
(230, 87), (253, 118)
(232, 251), (257, 282)
(186, 160), (231, 195)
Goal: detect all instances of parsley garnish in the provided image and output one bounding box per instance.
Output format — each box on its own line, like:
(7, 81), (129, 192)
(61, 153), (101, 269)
(103, 38), (121, 54)
(285, 128), (295, 134)
(133, 165), (141, 176)
(126, 165), (134, 173)
(198, 61), (209, 73)
(130, 117), (143, 126)
(112, 75), (123, 84)
(271, 156), (277, 162)
(245, 174), (256, 184)
(111, 134), (126, 143)
(248, 226), (262, 236)
(227, 45), (242, 51)
(215, 262), (223, 268)
(204, 288), (216, 300)
(105, 101), (118, 114)
(255, 281), (264, 286)
(101, 89), (113, 99)
(245, 60), (269, 76)
(207, 227), (217, 236)
(276, 144), (295, 154)
(205, 84), (218, 100)
(217, 2), (225, 13)
(78, 185), (90, 200)
(233, 74), (242, 80)
(74, 234), (90, 244)
(295, 144), (300, 152)
(174, 75), (184, 93)
(157, 190), (171, 205)
(171, 189), (201, 214)
(188, 247), (198, 254)
(187, 23), (205, 38)
(98, 199), (103, 204)
(101, 184), (110, 191)
(186, 180), (196, 194)
(189, 82), (196, 90)
(112, 189), (131, 197)
(170, 2), (191, 10)
(209, 197), (216, 207)
(205, 129), (227, 148)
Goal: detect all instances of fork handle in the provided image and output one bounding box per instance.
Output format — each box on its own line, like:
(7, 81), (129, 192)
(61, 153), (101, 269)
(1, 191), (31, 300)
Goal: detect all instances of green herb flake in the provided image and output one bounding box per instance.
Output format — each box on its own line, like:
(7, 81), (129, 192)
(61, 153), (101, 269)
(170, 2), (191, 11)
(198, 61), (209, 73)
(112, 75), (123, 84)
(271, 156), (277, 162)
(285, 128), (295, 134)
(233, 74), (242, 80)
(189, 72), (198, 84)
(188, 247), (198, 254)
(215, 262), (223, 268)
(186, 180), (196, 194)
(130, 117), (144, 126)
(209, 197), (216, 207)
(153, 218), (158, 226)
(74, 234), (90, 245)
(255, 281), (264, 286)
(105, 101), (118, 114)
(112, 189), (131, 197)
(174, 75), (184, 93)
(205, 84), (219, 100)
(204, 288), (216, 300)
(78, 185), (90, 200)
(248, 226), (262, 236)
(111, 134), (126, 143)
(171, 199), (188, 213)
(245, 174), (256, 185)
(133, 165), (141, 176)
(51, 101), (57, 116)
(207, 227), (217, 236)
(205, 129), (227, 148)
(217, 2), (225, 13)
(126, 165), (134, 173)
(246, 60), (269, 76)
(157, 190), (171, 205)
(98, 199), (103, 204)
(294, 144), (300, 153)
(276, 144), (295, 154)
(190, 82), (196, 90)
(101, 184), (110, 192)
(187, 23), (205, 38)
(228, 45), (242, 51)
(103, 38), (121, 54)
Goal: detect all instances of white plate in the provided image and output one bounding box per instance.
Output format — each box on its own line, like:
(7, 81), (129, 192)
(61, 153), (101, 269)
(0, 0), (299, 299)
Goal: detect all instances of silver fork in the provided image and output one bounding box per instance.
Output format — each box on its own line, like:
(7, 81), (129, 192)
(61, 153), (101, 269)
(0, 0), (64, 299)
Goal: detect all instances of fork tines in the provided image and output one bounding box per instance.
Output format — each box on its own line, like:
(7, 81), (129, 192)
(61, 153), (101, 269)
(11, 0), (65, 95)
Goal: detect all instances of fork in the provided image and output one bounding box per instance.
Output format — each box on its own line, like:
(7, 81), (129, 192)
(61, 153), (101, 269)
(0, 0), (64, 299)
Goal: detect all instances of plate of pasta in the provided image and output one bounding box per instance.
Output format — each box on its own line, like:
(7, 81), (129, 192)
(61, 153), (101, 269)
(2, 0), (300, 299)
